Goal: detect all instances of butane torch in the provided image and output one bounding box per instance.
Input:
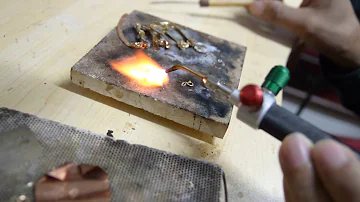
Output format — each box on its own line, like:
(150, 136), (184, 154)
(166, 65), (360, 156)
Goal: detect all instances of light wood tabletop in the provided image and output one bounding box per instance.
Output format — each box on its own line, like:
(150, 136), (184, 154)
(0, 0), (300, 201)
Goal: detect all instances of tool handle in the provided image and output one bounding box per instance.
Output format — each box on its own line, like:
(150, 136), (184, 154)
(259, 104), (360, 156)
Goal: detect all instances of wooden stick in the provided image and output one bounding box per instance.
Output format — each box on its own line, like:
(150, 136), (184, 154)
(199, 0), (252, 7)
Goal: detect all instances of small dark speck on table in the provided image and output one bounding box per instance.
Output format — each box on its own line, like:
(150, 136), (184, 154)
(132, 128), (135, 130)
(3, 35), (5, 37)
(106, 130), (114, 137)
(44, 83), (46, 85)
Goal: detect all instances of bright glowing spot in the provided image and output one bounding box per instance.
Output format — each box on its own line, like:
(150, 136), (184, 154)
(109, 51), (169, 87)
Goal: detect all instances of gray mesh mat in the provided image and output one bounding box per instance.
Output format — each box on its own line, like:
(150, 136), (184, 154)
(0, 108), (225, 202)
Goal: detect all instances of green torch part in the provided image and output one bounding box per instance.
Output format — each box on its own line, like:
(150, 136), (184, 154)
(261, 65), (290, 96)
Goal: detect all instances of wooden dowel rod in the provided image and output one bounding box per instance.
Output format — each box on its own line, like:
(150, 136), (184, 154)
(199, 0), (252, 7)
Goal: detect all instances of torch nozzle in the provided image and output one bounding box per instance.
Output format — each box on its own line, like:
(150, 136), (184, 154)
(166, 65), (206, 80)
(166, 65), (233, 96)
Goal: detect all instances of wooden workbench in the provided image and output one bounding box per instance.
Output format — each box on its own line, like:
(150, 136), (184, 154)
(0, 0), (300, 201)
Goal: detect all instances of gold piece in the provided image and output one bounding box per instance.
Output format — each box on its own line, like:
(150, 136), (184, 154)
(159, 22), (194, 49)
(186, 80), (194, 87)
(149, 23), (163, 33)
(166, 65), (206, 80)
(181, 81), (194, 87)
(173, 25), (196, 47)
(134, 23), (150, 47)
(160, 22), (196, 47)
(146, 26), (162, 51)
(166, 32), (188, 50)
(138, 30), (147, 40)
(150, 23), (172, 49)
(134, 23), (141, 30)
(159, 39), (171, 49)
(117, 17), (194, 51)
(179, 40), (190, 49)
(117, 14), (149, 49)
(159, 21), (171, 31)
(134, 42), (148, 49)
(135, 24), (146, 41)
(151, 31), (160, 51)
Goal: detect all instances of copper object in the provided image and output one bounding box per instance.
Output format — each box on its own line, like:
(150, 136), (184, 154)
(35, 164), (110, 202)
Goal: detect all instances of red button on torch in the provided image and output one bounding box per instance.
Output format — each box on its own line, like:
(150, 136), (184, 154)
(240, 85), (264, 109)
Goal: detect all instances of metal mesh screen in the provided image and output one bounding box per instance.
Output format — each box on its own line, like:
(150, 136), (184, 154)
(0, 108), (224, 202)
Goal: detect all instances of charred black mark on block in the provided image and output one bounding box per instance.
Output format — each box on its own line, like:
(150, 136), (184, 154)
(171, 73), (231, 118)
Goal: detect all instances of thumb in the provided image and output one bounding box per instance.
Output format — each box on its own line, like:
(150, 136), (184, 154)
(249, 0), (309, 33)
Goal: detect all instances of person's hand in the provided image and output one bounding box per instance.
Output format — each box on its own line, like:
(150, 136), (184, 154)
(280, 133), (360, 202)
(249, 0), (360, 69)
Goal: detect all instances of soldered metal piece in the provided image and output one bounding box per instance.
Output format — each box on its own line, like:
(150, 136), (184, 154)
(159, 21), (194, 50)
(135, 23), (146, 41)
(181, 80), (194, 87)
(187, 80), (194, 86)
(117, 15), (197, 51)
(149, 23), (172, 49)
(135, 23), (151, 48)
(165, 31), (190, 50)
(173, 26), (196, 47)
(160, 39), (171, 49)
(159, 22), (195, 46)
(117, 14), (149, 49)
(151, 30), (160, 50)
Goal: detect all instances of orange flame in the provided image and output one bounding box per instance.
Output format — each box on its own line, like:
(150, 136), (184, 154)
(109, 51), (169, 87)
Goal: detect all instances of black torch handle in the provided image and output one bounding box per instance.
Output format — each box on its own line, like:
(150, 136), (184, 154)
(259, 104), (360, 156)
